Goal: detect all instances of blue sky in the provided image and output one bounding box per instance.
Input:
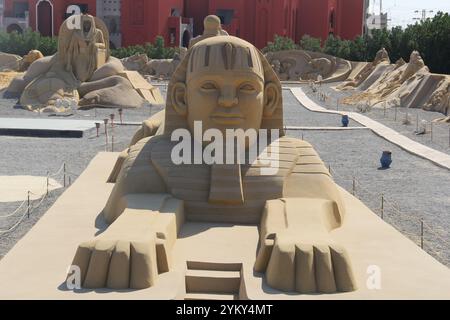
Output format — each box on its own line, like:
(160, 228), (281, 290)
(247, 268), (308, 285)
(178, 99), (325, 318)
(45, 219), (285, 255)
(373, 0), (450, 27)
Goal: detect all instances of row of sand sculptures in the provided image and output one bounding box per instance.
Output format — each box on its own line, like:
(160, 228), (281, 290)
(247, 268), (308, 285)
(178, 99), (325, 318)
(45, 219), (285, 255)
(0, 14), (231, 113)
(122, 44), (449, 119)
(267, 48), (449, 118)
(120, 15), (229, 79)
(1, 15), (164, 113)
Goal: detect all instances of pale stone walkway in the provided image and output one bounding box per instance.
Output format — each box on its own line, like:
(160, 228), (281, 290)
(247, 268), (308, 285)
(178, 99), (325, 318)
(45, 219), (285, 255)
(290, 87), (450, 170)
(286, 126), (368, 131)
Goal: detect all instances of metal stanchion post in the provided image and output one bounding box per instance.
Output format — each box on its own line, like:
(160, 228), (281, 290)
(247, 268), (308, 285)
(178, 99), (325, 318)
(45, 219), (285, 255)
(430, 122), (433, 141)
(416, 114), (419, 132)
(394, 106), (397, 121)
(27, 191), (30, 219)
(104, 119), (109, 151)
(352, 177), (356, 196)
(420, 220), (424, 249)
(95, 122), (101, 137)
(118, 108), (123, 125)
(381, 193), (384, 220)
(46, 172), (49, 196)
(63, 163), (66, 188)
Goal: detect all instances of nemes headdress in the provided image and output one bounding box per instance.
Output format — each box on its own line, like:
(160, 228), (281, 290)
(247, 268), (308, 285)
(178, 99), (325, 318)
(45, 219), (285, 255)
(164, 36), (284, 135)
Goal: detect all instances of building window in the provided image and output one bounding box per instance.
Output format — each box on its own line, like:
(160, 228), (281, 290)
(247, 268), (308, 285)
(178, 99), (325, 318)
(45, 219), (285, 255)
(216, 9), (234, 25)
(329, 10), (335, 29)
(13, 2), (29, 18)
(169, 28), (176, 45)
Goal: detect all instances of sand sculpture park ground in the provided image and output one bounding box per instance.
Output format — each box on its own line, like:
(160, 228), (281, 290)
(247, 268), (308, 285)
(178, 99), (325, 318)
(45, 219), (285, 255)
(0, 18), (449, 299)
(0, 84), (449, 299)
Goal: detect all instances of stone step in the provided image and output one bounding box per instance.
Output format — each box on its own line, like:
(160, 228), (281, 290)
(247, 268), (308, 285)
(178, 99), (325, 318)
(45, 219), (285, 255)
(185, 269), (241, 294)
(186, 261), (242, 272)
(184, 293), (238, 300)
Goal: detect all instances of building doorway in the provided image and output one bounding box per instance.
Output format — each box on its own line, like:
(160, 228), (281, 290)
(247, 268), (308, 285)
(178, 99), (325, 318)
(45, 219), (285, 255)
(6, 24), (23, 33)
(182, 30), (191, 48)
(36, 0), (53, 37)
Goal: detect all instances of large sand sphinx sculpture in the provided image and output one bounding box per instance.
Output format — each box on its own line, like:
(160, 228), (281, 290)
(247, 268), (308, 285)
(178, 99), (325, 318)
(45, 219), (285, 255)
(69, 35), (357, 294)
(4, 14), (163, 112)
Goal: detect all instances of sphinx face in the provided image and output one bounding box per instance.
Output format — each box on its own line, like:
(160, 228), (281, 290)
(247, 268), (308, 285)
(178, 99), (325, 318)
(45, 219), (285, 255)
(186, 69), (265, 136)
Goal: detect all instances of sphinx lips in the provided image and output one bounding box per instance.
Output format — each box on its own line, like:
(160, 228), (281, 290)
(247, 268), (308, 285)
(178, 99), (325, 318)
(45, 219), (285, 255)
(210, 113), (244, 125)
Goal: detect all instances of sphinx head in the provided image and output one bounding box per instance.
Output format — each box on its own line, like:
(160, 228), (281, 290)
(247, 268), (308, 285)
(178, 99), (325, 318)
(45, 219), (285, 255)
(168, 36), (281, 137)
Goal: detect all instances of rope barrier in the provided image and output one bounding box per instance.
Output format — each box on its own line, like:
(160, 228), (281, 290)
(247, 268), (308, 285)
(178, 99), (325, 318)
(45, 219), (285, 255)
(48, 163), (65, 177)
(0, 162), (71, 235)
(0, 208), (28, 235)
(0, 199), (27, 219)
(329, 163), (449, 261)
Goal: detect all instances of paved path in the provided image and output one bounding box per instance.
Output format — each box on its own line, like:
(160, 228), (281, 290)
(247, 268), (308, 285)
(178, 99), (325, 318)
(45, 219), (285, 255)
(0, 117), (96, 138)
(286, 126), (368, 131)
(290, 87), (450, 170)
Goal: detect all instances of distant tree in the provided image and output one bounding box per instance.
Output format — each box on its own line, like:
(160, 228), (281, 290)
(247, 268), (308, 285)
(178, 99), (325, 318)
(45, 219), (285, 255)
(299, 35), (322, 52)
(323, 34), (341, 56)
(263, 35), (298, 53)
(110, 36), (178, 60)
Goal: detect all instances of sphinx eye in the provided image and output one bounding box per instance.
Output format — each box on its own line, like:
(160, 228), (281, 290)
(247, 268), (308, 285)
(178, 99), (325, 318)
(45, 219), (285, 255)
(239, 83), (256, 93)
(201, 82), (218, 91)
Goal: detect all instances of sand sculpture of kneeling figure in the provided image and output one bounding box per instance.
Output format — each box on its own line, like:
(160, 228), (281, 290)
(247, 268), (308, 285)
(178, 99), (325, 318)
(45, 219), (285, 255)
(69, 36), (357, 294)
(5, 14), (151, 112)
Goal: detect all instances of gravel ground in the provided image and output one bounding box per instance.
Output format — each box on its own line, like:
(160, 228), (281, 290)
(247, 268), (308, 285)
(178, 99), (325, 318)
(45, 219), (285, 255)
(0, 82), (168, 258)
(284, 90), (450, 266)
(283, 88), (359, 128)
(301, 82), (450, 156)
(0, 83), (449, 268)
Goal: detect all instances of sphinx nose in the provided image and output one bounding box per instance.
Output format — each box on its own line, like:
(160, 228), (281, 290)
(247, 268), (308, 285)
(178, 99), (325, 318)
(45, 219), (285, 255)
(218, 86), (238, 108)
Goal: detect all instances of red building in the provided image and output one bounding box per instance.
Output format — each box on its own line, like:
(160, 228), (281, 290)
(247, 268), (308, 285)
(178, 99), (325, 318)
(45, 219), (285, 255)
(2, 0), (366, 49)
(121, 0), (193, 48)
(185, 0), (366, 48)
(2, 0), (96, 36)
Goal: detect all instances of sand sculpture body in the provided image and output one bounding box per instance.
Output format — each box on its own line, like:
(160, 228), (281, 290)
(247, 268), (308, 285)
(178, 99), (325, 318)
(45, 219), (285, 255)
(121, 50), (187, 80)
(4, 14), (163, 112)
(336, 48), (390, 90)
(189, 15), (229, 49)
(336, 50), (449, 116)
(423, 78), (450, 115)
(69, 35), (357, 294)
(265, 50), (352, 83)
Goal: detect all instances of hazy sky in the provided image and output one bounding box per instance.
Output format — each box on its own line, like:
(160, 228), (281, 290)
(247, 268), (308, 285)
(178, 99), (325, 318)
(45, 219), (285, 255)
(373, 0), (450, 28)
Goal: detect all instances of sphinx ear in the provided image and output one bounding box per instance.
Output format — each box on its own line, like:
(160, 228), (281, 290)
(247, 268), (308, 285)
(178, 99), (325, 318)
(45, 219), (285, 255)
(171, 82), (188, 117)
(263, 82), (279, 117)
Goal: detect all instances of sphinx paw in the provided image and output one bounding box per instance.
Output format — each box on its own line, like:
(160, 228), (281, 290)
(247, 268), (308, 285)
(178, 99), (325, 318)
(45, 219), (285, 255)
(265, 236), (357, 293)
(69, 237), (158, 289)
